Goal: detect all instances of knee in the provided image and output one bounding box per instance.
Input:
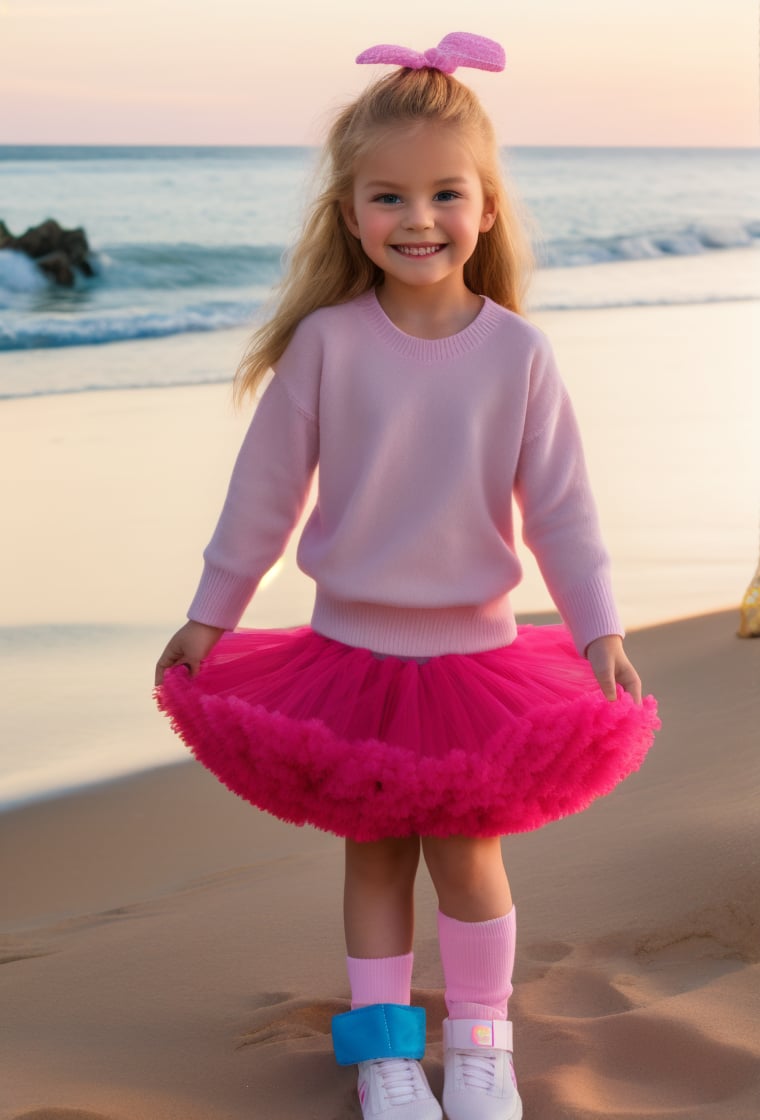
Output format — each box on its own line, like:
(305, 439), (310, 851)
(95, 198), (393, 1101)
(422, 836), (504, 900)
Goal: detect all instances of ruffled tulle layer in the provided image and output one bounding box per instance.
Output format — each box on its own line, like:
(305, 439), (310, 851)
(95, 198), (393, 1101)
(155, 624), (659, 841)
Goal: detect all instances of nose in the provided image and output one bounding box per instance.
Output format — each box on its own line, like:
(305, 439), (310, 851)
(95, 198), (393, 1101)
(402, 198), (434, 230)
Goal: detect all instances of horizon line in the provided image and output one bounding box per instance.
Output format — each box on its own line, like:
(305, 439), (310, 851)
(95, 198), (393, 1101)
(1, 141), (758, 151)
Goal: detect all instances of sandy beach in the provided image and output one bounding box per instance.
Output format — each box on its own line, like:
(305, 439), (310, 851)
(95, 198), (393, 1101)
(1, 298), (759, 1118)
(1, 609), (758, 1119)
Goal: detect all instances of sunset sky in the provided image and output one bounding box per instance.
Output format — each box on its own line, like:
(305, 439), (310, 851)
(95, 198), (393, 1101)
(0, 0), (757, 147)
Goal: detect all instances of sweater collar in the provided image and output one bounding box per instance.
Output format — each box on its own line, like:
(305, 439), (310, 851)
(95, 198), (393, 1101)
(356, 288), (502, 362)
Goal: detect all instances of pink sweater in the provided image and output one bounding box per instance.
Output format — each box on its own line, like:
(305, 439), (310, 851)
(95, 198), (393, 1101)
(188, 290), (623, 657)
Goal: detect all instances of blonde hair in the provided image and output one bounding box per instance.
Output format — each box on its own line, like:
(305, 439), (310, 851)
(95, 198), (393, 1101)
(235, 66), (534, 401)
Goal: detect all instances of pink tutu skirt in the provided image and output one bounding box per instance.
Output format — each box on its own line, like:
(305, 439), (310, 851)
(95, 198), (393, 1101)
(155, 624), (659, 841)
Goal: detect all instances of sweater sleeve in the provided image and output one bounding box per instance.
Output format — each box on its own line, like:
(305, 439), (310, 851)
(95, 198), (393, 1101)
(187, 372), (319, 630)
(513, 340), (623, 654)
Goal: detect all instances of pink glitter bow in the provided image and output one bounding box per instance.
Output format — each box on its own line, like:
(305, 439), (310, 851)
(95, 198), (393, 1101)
(356, 32), (505, 75)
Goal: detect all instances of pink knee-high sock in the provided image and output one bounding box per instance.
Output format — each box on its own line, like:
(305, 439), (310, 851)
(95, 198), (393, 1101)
(437, 907), (516, 1021)
(347, 952), (414, 1009)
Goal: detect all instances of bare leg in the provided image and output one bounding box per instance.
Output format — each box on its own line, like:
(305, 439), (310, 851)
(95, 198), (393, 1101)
(344, 835), (421, 957)
(421, 835), (512, 920)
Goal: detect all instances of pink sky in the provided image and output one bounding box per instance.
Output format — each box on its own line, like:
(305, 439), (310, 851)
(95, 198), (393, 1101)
(0, 0), (757, 146)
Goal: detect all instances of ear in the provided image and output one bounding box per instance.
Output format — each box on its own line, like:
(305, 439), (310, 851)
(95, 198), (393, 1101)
(479, 196), (497, 233)
(341, 199), (361, 239)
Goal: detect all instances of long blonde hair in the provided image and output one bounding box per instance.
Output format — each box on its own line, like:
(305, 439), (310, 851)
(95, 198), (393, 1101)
(235, 66), (534, 401)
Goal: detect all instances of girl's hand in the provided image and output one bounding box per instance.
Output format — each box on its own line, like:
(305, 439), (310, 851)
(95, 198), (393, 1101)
(154, 620), (225, 686)
(586, 635), (642, 704)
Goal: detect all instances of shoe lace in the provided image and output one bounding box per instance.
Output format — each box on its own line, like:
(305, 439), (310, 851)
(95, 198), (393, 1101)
(457, 1049), (498, 1093)
(374, 1058), (421, 1106)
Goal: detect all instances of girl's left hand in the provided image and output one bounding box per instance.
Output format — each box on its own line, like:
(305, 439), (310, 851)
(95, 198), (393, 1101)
(586, 635), (642, 704)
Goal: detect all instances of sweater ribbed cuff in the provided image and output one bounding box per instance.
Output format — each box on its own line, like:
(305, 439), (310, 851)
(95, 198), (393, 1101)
(555, 571), (624, 655)
(187, 561), (260, 631)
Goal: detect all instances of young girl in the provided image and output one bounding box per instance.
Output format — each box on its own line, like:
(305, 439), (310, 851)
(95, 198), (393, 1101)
(155, 33), (659, 1120)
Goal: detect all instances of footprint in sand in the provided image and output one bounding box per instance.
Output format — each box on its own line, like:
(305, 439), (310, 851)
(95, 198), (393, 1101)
(522, 958), (635, 1019)
(239, 988), (448, 1051)
(523, 900), (756, 1020)
(517, 905), (760, 1115)
(629, 904), (757, 1002)
(523, 939), (574, 964)
(237, 994), (349, 1049)
(518, 939), (574, 984)
(550, 1014), (760, 1114)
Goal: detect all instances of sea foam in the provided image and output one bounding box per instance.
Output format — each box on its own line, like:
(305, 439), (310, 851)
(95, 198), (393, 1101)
(0, 249), (48, 295)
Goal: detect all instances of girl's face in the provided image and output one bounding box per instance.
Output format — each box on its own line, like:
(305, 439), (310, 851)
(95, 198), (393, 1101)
(342, 123), (496, 298)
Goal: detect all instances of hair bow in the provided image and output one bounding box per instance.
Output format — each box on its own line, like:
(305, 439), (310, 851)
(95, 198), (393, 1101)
(356, 32), (505, 75)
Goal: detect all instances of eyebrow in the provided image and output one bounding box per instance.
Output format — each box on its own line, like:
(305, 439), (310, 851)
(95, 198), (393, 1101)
(362, 177), (470, 190)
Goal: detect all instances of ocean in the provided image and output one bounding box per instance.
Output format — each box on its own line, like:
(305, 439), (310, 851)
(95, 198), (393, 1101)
(1, 145), (758, 396)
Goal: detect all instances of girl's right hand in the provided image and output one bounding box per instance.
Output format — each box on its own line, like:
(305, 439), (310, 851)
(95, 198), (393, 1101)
(154, 620), (226, 686)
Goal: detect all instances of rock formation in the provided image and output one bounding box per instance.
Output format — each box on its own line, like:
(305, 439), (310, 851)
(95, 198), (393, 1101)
(0, 218), (94, 286)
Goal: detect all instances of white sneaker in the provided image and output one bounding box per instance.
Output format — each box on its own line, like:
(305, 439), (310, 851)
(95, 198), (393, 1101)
(442, 1019), (522, 1120)
(357, 1057), (443, 1120)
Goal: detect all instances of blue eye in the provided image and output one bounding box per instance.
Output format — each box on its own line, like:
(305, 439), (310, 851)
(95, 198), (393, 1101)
(434, 190), (460, 202)
(373, 193), (401, 204)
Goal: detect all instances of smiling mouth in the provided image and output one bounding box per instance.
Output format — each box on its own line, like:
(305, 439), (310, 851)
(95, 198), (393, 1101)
(392, 244), (445, 257)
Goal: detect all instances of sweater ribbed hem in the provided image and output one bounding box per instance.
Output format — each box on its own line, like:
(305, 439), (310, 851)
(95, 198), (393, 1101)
(310, 590), (517, 658)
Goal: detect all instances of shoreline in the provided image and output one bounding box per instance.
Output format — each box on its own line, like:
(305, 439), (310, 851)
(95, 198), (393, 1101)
(1, 273), (757, 398)
(2, 246), (758, 399)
